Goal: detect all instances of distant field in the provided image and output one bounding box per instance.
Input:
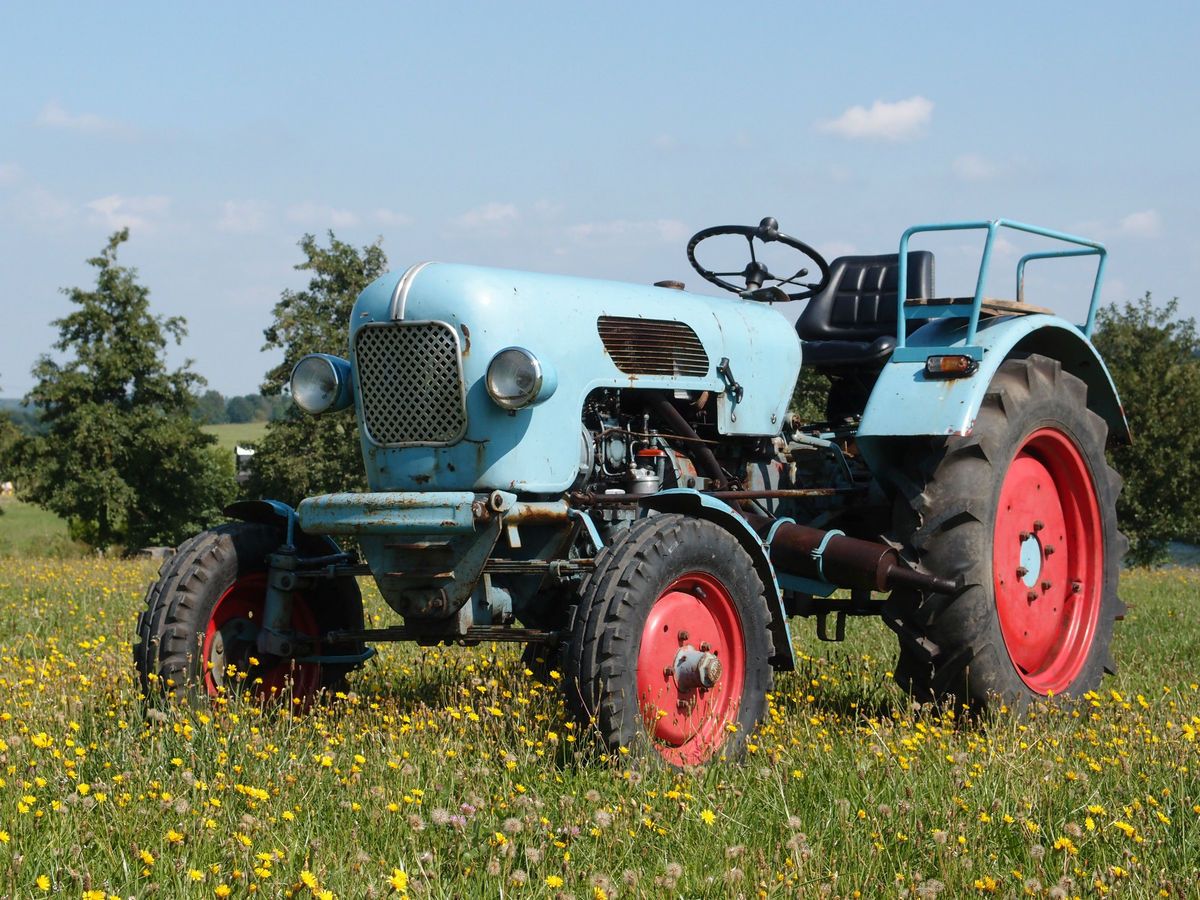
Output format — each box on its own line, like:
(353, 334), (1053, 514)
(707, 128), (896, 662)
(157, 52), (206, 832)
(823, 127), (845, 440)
(201, 421), (269, 452)
(0, 496), (77, 557)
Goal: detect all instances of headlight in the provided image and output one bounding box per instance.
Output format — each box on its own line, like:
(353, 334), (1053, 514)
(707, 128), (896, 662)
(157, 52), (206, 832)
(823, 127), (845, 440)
(290, 354), (352, 415)
(485, 347), (556, 410)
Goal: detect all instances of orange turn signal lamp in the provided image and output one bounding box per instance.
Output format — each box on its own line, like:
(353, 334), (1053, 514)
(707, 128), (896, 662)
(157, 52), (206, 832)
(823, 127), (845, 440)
(924, 354), (979, 379)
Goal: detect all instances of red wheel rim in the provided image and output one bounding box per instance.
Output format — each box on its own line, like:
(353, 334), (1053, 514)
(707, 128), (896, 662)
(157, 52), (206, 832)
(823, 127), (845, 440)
(201, 573), (322, 702)
(636, 572), (746, 765)
(992, 428), (1103, 694)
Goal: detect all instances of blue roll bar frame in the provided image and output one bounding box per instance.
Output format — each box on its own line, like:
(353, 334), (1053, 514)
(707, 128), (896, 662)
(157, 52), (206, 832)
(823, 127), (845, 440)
(892, 219), (1107, 363)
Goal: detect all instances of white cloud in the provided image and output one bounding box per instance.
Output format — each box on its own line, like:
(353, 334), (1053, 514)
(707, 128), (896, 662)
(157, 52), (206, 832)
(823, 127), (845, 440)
(531, 199), (564, 220)
(952, 153), (999, 181)
(36, 100), (126, 135)
(454, 202), (519, 230)
(0, 163), (21, 186)
(373, 208), (413, 227)
(217, 200), (268, 234)
(1117, 209), (1161, 238)
(13, 185), (73, 224)
(818, 96), (933, 141)
(991, 236), (1020, 259)
(286, 202), (360, 229)
(87, 194), (170, 231)
(567, 218), (690, 244)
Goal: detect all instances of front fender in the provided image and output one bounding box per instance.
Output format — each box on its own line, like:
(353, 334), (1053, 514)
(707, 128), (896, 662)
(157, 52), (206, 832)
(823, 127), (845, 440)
(639, 489), (795, 671)
(223, 499), (342, 555)
(858, 314), (1129, 477)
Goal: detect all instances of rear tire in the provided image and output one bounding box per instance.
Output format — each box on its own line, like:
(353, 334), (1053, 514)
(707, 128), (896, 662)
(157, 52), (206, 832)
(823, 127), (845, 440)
(565, 514), (773, 766)
(890, 354), (1125, 709)
(134, 522), (364, 704)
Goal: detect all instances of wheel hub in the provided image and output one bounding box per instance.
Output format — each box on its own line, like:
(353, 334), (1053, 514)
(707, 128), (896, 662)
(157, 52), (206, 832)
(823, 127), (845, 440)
(672, 647), (722, 692)
(1017, 533), (1042, 587)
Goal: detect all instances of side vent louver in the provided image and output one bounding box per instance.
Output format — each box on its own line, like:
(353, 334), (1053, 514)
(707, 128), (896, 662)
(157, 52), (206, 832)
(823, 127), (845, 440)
(597, 316), (710, 377)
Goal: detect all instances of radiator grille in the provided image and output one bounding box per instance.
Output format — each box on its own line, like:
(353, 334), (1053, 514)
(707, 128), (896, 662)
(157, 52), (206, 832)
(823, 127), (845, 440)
(597, 316), (710, 377)
(354, 322), (467, 446)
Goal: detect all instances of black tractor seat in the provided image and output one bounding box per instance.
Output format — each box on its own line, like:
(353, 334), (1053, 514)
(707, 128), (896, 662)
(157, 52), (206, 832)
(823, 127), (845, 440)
(797, 251), (935, 372)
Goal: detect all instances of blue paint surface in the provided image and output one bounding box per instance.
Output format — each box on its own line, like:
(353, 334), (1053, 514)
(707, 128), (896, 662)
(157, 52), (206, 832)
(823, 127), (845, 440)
(349, 263), (801, 494)
(858, 313), (1127, 456)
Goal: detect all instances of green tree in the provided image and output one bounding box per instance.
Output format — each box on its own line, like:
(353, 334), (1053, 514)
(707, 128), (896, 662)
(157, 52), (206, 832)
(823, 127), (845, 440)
(0, 415), (19, 481)
(1092, 293), (1200, 565)
(225, 394), (259, 424)
(0, 376), (23, 513)
(790, 367), (831, 422)
(18, 230), (234, 550)
(248, 232), (387, 505)
(192, 389), (229, 424)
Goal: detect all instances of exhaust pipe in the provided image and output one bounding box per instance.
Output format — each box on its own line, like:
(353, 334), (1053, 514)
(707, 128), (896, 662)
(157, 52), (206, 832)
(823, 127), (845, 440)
(745, 515), (957, 595)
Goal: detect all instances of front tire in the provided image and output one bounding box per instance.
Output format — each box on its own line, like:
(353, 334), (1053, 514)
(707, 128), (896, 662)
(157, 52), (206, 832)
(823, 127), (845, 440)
(891, 354), (1125, 708)
(134, 522), (364, 704)
(565, 514), (773, 766)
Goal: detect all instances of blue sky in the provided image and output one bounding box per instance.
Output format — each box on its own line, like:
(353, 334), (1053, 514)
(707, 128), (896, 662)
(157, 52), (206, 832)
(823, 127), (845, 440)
(2, 2), (1197, 397)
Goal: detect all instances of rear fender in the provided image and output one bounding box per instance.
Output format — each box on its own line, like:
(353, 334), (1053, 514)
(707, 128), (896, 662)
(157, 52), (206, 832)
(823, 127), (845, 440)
(639, 489), (795, 671)
(858, 315), (1129, 483)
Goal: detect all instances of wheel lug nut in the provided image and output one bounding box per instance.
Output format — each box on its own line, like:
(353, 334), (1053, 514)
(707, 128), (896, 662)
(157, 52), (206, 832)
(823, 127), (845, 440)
(663, 666), (674, 678)
(1044, 545), (1055, 557)
(1026, 590), (1038, 602)
(699, 641), (712, 652)
(1016, 566), (1028, 578)
(1033, 520), (1044, 532)
(1041, 580), (1052, 591)
(1071, 581), (1083, 594)
(1019, 531), (1030, 541)
(678, 630), (689, 642)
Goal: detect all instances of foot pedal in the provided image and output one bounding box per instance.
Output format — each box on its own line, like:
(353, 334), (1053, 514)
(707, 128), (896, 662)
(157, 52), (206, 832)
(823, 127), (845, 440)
(816, 611), (846, 642)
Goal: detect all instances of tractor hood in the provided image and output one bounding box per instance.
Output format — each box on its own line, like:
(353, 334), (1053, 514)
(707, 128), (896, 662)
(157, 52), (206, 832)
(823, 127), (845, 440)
(347, 262), (800, 494)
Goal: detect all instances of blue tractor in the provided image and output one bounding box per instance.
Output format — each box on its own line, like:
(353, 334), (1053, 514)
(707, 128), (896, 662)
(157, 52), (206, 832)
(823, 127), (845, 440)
(136, 217), (1126, 766)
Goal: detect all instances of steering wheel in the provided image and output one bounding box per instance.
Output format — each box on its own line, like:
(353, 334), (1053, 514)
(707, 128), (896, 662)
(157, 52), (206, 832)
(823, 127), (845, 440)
(686, 217), (830, 302)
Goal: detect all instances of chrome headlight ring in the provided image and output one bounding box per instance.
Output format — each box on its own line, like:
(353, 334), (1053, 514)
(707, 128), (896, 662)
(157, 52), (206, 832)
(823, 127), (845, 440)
(485, 347), (556, 410)
(290, 354), (353, 415)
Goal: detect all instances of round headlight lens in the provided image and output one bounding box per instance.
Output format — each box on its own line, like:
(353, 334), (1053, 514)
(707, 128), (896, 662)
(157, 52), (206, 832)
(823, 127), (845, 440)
(486, 347), (543, 410)
(291, 355), (341, 415)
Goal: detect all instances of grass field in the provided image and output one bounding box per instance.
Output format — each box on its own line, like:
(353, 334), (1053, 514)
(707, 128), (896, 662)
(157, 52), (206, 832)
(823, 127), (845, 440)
(0, 496), (77, 557)
(0, 562), (1195, 898)
(202, 422), (270, 453)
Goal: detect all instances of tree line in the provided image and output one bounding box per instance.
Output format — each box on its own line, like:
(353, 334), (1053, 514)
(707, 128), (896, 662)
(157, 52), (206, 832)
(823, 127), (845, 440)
(191, 390), (291, 426)
(1, 229), (1198, 565)
(3, 389), (289, 433)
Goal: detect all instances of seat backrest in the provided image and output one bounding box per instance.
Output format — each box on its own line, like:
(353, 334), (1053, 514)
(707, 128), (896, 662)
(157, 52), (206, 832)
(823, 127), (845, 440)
(797, 251), (934, 342)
